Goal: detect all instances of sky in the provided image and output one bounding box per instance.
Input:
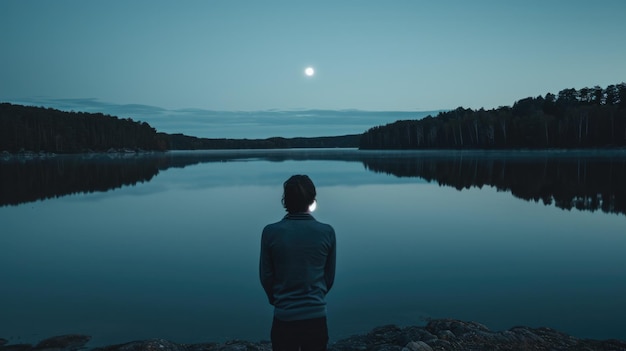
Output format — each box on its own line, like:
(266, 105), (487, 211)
(1, 0), (625, 138)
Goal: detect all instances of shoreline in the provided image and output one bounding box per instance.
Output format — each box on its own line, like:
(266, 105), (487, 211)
(2, 319), (625, 351)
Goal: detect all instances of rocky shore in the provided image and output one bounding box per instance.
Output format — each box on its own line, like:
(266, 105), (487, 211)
(2, 319), (625, 351)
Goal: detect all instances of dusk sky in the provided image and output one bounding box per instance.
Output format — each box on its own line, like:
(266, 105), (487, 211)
(1, 1), (625, 138)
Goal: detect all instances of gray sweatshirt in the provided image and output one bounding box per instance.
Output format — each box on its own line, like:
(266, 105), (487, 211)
(260, 213), (336, 321)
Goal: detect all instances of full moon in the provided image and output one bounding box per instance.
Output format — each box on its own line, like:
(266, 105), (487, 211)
(305, 67), (315, 76)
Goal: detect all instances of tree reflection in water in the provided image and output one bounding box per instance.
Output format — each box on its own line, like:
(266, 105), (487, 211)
(361, 151), (626, 216)
(2, 150), (625, 217)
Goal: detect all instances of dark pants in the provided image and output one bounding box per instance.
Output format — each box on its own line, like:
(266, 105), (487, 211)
(271, 316), (328, 351)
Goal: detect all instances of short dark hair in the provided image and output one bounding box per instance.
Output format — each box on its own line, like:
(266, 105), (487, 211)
(282, 175), (316, 213)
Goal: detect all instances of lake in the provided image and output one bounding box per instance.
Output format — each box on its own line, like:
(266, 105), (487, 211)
(1, 149), (625, 347)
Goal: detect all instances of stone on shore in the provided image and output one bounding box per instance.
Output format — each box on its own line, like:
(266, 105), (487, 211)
(1, 319), (625, 351)
(34, 334), (92, 351)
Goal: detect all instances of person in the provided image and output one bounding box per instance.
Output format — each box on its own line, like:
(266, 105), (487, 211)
(259, 174), (337, 351)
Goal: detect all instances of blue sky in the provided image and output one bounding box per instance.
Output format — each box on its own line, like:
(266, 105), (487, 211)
(1, 1), (625, 138)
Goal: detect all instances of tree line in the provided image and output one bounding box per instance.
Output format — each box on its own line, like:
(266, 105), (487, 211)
(360, 83), (626, 149)
(0, 103), (165, 153)
(3, 82), (626, 153)
(160, 133), (360, 150)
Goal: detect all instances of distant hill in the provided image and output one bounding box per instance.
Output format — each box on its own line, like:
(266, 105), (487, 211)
(160, 133), (360, 150)
(360, 83), (626, 149)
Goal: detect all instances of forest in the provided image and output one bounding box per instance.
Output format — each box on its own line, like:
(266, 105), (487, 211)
(2, 83), (626, 153)
(360, 83), (626, 149)
(0, 103), (165, 153)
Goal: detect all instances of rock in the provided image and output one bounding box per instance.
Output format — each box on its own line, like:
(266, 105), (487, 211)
(367, 325), (405, 345)
(425, 339), (454, 350)
(436, 330), (455, 340)
(92, 339), (185, 351)
(404, 341), (433, 351)
(334, 318), (626, 350)
(180, 342), (220, 351)
(0, 344), (33, 351)
(426, 319), (489, 338)
(401, 327), (436, 344)
(217, 340), (272, 351)
(4, 319), (626, 351)
(369, 346), (402, 351)
(33, 334), (91, 351)
(93, 339), (273, 351)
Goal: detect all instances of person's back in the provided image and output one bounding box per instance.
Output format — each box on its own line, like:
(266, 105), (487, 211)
(260, 175), (336, 351)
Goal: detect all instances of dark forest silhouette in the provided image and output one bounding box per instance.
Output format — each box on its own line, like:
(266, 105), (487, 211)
(360, 83), (626, 149)
(162, 132), (359, 150)
(2, 151), (625, 217)
(2, 83), (626, 153)
(0, 103), (165, 153)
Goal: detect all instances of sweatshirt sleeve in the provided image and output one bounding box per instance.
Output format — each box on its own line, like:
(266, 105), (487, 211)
(259, 227), (275, 305)
(324, 227), (337, 293)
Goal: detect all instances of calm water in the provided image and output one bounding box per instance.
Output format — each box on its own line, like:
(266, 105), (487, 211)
(1, 149), (625, 347)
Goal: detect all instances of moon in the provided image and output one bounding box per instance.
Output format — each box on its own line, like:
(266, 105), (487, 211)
(305, 67), (315, 77)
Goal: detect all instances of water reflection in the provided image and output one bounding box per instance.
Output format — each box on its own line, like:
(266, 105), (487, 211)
(360, 151), (626, 216)
(3, 150), (626, 217)
(2, 149), (625, 345)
